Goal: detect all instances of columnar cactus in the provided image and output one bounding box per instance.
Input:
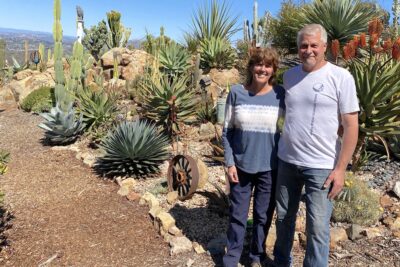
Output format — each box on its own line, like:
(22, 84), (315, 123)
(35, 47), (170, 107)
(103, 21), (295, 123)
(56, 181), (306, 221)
(393, 0), (400, 38)
(243, 0), (272, 48)
(106, 10), (131, 48)
(0, 39), (5, 70)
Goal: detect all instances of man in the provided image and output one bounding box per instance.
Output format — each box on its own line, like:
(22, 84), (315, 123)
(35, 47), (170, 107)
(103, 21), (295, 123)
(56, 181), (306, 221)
(273, 24), (359, 267)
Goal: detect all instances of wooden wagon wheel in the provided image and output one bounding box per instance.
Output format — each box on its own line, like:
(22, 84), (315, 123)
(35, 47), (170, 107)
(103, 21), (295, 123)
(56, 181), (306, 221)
(167, 155), (200, 200)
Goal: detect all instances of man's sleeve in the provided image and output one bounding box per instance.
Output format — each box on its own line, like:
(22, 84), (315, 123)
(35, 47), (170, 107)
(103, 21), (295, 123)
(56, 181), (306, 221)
(339, 72), (360, 114)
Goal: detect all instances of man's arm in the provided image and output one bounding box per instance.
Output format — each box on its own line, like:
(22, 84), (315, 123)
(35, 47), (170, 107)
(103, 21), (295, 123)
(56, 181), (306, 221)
(323, 112), (359, 199)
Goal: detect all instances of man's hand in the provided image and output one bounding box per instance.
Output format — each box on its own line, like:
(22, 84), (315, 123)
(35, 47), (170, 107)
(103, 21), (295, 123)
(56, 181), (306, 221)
(323, 169), (345, 200)
(227, 165), (239, 183)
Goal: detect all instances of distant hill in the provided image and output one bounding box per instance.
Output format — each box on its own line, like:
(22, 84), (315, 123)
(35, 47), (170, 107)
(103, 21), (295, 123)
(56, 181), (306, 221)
(0, 27), (75, 65)
(0, 27), (142, 66)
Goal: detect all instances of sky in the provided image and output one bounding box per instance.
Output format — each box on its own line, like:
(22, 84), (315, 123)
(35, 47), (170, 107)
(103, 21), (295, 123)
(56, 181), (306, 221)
(0, 0), (395, 43)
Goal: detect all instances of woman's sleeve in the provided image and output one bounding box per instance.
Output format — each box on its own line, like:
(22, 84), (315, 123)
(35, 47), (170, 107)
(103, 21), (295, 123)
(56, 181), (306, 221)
(222, 90), (235, 167)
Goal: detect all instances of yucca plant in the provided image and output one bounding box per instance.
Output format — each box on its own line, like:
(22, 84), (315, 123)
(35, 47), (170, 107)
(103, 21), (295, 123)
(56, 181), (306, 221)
(95, 120), (169, 177)
(332, 19), (400, 170)
(158, 42), (191, 76)
(76, 86), (118, 132)
(301, 0), (377, 43)
(197, 99), (216, 124)
(200, 36), (237, 69)
(140, 74), (198, 136)
(188, 0), (239, 42)
(39, 103), (85, 145)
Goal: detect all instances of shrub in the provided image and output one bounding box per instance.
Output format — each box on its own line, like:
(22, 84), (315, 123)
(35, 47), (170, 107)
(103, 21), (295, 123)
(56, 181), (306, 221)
(21, 86), (55, 113)
(200, 37), (237, 69)
(95, 120), (169, 177)
(332, 173), (382, 226)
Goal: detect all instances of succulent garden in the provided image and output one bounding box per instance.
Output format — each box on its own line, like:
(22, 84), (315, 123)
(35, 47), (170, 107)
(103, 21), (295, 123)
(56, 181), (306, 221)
(0, 0), (400, 266)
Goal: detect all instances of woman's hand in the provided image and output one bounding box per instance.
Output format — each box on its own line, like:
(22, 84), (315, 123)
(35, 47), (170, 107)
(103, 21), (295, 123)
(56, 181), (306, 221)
(227, 165), (239, 183)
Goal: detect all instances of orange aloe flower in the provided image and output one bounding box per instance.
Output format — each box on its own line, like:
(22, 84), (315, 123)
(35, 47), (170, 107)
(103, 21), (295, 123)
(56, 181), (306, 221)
(343, 43), (353, 60)
(331, 39), (340, 60)
(368, 18), (383, 38)
(352, 35), (359, 48)
(392, 38), (400, 61)
(360, 33), (367, 48)
(370, 34), (379, 47)
(382, 38), (393, 51)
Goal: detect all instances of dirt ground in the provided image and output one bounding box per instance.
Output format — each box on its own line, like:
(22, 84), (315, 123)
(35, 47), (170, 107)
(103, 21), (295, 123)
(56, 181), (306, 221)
(0, 107), (399, 267)
(0, 107), (207, 266)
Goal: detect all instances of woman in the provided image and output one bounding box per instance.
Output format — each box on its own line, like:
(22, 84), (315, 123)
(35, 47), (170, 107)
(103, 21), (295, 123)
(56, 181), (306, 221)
(222, 47), (285, 267)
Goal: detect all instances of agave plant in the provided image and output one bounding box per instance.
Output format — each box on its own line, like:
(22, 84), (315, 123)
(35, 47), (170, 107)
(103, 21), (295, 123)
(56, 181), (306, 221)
(39, 103), (85, 145)
(336, 20), (400, 169)
(75, 86), (118, 132)
(200, 36), (237, 69)
(158, 42), (191, 76)
(301, 0), (377, 43)
(95, 120), (169, 177)
(140, 74), (198, 136)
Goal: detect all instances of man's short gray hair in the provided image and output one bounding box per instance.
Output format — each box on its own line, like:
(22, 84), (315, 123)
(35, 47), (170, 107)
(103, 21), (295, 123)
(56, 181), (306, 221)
(297, 24), (328, 47)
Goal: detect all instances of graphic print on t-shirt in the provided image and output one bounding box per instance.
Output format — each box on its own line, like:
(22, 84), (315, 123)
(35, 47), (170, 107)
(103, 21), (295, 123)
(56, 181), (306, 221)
(310, 83), (324, 135)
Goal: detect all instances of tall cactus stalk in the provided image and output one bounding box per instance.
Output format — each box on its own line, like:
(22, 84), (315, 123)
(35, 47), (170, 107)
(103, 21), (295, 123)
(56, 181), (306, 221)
(393, 0), (400, 38)
(53, 0), (69, 109)
(66, 41), (84, 92)
(253, 0), (258, 46)
(0, 39), (5, 70)
(24, 40), (29, 67)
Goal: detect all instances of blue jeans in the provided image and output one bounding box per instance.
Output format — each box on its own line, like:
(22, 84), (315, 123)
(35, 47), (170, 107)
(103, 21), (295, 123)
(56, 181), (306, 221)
(273, 160), (333, 267)
(223, 168), (276, 267)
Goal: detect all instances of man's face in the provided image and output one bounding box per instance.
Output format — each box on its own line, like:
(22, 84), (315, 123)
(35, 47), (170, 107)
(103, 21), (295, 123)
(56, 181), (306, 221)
(298, 32), (327, 72)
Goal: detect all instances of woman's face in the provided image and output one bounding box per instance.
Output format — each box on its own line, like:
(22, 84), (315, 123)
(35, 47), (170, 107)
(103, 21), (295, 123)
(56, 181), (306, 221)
(251, 62), (274, 85)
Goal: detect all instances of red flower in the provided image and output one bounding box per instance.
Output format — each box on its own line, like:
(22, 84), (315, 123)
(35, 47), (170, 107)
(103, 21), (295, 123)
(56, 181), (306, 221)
(331, 39), (340, 60)
(392, 38), (400, 61)
(360, 33), (367, 48)
(370, 34), (379, 47)
(382, 38), (393, 51)
(368, 18), (383, 38)
(352, 35), (359, 48)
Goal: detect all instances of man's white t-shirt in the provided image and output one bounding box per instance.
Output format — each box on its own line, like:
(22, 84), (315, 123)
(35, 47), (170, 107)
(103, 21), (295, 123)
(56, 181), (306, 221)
(278, 62), (360, 169)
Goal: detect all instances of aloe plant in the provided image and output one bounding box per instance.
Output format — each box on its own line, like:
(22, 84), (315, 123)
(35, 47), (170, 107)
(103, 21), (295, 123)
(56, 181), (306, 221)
(335, 19), (400, 169)
(158, 42), (191, 76)
(95, 120), (169, 177)
(140, 74), (198, 136)
(200, 36), (237, 69)
(75, 86), (118, 132)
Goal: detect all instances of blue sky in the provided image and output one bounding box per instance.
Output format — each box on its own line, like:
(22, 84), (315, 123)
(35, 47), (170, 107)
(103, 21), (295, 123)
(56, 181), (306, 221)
(0, 0), (395, 43)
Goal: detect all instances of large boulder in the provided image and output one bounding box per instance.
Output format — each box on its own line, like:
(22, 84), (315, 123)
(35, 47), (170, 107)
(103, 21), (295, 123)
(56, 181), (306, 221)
(206, 68), (241, 103)
(100, 48), (152, 81)
(1, 69), (55, 104)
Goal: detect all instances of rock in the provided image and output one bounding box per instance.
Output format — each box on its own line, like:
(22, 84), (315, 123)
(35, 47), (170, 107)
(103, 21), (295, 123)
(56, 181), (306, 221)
(139, 192), (159, 209)
(347, 224), (363, 241)
(186, 258), (195, 267)
(207, 233), (227, 255)
(393, 230), (400, 238)
(207, 68), (240, 102)
(117, 186), (130, 196)
(265, 225), (277, 248)
(192, 241), (206, 254)
(196, 158), (209, 189)
(380, 195), (394, 208)
(391, 217), (400, 231)
(393, 181), (400, 198)
(169, 236), (192, 255)
(100, 48), (151, 81)
(383, 217), (394, 228)
(126, 192), (141, 201)
(199, 122), (215, 137)
(363, 227), (383, 239)
(0, 85), (16, 105)
(149, 205), (163, 219)
(330, 227), (348, 249)
(295, 216), (306, 232)
(168, 225), (182, 236)
(156, 211), (176, 232)
(167, 191), (179, 204)
(121, 178), (137, 190)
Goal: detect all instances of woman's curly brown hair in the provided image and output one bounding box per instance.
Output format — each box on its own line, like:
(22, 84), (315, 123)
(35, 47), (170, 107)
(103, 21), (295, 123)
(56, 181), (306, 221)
(245, 47), (279, 86)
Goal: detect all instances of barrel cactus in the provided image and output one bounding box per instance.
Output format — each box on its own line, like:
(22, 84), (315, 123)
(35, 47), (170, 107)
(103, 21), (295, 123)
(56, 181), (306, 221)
(95, 120), (169, 177)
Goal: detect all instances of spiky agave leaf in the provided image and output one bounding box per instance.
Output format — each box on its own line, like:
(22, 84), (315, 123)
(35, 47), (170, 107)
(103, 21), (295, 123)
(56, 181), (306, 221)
(95, 120), (169, 177)
(38, 103), (85, 145)
(158, 42), (191, 75)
